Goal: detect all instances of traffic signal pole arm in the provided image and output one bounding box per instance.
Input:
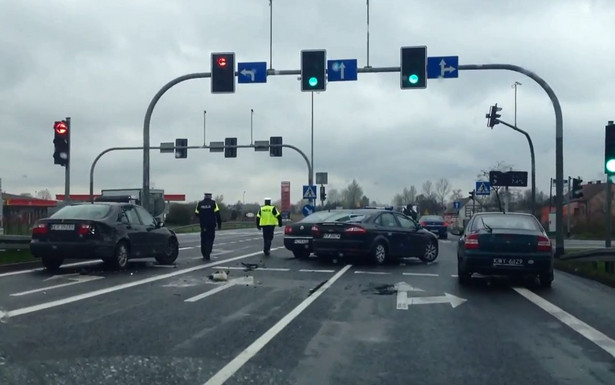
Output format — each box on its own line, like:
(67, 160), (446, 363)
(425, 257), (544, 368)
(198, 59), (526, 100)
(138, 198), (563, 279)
(495, 119), (536, 217)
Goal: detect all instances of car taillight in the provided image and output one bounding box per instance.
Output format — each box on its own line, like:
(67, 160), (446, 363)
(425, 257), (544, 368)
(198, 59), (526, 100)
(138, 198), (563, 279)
(345, 226), (367, 234)
(442, 222), (448, 227)
(420, 221), (427, 226)
(464, 233), (479, 249)
(537, 235), (551, 251)
(77, 224), (94, 236)
(32, 223), (48, 235)
(311, 225), (321, 236)
(284, 226), (292, 235)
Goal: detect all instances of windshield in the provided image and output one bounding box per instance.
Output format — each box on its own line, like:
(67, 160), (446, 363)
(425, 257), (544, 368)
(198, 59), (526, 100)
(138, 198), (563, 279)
(420, 215), (444, 221)
(50, 204), (112, 220)
(474, 214), (542, 231)
(322, 211), (368, 223)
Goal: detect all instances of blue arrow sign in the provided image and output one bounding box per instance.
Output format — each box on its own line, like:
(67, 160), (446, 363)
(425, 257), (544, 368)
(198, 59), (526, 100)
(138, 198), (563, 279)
(453, 201), (461, 210)
(427, 56), (458, 79)
(238, 62), (267, 83)
(302, 204), (315, 217)
(475, 181), (491, 196)
(327, 59), (358, 82)
(303, 185), (317, 200)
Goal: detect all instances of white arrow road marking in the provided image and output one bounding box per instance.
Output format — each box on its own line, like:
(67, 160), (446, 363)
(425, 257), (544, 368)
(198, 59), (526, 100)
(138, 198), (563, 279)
(395, 281), (424, 310)
(405, 293), (467, 308)
(10, 275), (104, 297)
(514, 287), (615, 359)
(185, 276), (254, 303)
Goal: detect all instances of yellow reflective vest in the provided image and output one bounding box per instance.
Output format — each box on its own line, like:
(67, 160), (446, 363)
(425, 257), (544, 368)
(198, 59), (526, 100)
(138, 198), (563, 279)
(257, 205), (280, 226)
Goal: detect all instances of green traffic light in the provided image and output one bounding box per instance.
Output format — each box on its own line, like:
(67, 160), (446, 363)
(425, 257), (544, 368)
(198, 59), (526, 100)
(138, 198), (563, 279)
(309, 77), (318, 87)
(606, 159), (615, 173)
(408, 74), (419, 84)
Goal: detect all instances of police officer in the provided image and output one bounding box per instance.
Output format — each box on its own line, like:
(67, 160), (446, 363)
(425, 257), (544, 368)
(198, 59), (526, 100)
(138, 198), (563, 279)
(256, 197), (282, 256)
(194, 192), (222, 260)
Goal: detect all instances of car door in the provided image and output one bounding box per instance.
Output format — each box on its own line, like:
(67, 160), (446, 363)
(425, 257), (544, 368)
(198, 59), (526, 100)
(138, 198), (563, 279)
(374, 212), (405, 257)
(395, 213), (424, 257)
(121, 205), (147, 257)
(134, 205), (165, 257)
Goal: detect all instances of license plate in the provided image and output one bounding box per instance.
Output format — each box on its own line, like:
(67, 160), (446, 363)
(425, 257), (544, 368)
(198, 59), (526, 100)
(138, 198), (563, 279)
(493, 258), (524, 266)
(323, 233), (341, 239)
(51, 224), (75, 231)
(294, 239), (309, 244)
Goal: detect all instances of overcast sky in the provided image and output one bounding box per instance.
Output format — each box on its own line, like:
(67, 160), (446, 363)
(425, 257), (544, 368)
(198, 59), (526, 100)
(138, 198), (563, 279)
(1, 0), (614, 206)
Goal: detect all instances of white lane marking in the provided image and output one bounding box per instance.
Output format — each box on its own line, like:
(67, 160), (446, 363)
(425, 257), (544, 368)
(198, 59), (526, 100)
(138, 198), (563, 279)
(10, 275), (104, 297)
(4, 248), (282, 319)
(354, 271), (391, 275)
(299, 269), (336, 273)
(203, 264), (352, 385)
(179, 247), (195, 250)
(514, 287), (615, 359)
(185, 276), (254, 303)
(0, 260), (102, 278)
(402, 272), (439, 277)
(213, 266), (290, 272)
(451, 274), (459, 278)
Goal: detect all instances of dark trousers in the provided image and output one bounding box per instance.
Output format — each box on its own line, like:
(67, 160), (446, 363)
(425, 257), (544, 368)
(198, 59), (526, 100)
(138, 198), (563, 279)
(200, 227), (216, 259)
(262, 226), (275, 253)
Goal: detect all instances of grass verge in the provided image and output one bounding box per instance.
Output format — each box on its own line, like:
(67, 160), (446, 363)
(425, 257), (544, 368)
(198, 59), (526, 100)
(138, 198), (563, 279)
(0, 249), (37, 265)
(169, 221), (256, 233)
(555, 257), (615, 288)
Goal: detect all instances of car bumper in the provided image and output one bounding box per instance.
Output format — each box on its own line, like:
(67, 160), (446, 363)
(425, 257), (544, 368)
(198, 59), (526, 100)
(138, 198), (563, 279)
(313, 239), (371, 258)
(424, 227), (447, 237)
(461, 251), (553, 275)
(284, 236), (313, 252)
(30, 240), (115, 260)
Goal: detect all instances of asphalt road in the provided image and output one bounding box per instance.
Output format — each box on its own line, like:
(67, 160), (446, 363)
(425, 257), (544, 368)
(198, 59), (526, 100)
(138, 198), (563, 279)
(0, 228), (614, 384)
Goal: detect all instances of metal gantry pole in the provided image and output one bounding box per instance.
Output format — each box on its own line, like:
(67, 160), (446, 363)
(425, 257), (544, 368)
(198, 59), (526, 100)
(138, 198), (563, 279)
(65, 116), (71, 203)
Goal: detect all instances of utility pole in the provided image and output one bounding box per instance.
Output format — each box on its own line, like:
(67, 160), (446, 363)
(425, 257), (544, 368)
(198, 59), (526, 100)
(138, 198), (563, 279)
(250, 109), (254, 144)
(366, 0), (371, 68)
(269, 0), (273, 70)
(567, 176), (571, 237)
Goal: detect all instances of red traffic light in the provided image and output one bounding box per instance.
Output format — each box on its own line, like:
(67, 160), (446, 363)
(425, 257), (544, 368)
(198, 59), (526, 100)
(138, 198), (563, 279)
(54, 121), (68, 135)
(216, 57), (228, 68)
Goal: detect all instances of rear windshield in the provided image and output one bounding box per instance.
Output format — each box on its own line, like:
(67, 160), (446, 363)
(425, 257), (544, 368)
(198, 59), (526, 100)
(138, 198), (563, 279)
(323, 211), (367, 223)
(421, 216), (443, 221)
(50, 204), (112, 220)
(473, 214), (541, 231)
(301, 210), (339, 223)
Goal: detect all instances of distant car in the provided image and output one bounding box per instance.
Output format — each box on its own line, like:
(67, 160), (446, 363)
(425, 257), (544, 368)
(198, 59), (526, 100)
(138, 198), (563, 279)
(312, 209), (439, 265)
(456, 212), (554, 287)
(284, 210), (341, 258)
(30, 202), (179, 271)
(418, 215), (448, 239)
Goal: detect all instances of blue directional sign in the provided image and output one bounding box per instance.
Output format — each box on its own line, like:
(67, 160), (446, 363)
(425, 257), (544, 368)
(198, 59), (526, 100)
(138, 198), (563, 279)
(475, 181), (491, 196)
(453, 201), (461, 210)
(303, 185), (318, 200)
(238, 62), (267, 83)
(427, 56), (459, 79)
(327, 59), (358, 82)
(302, 204), (315, 217)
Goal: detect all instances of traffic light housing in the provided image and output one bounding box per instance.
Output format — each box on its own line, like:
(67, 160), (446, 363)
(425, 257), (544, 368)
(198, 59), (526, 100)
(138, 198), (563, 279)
(301, 50), (326, 92)
(269, 136), (282, 157)
(468, 190), (475, 200)
(175, 138), (188, 159)
(572, 178), (583, 199)
(211, 52), (235, 94)
(400, 46), (427, 89)
(486, 104), (502, 128)
(224, 137), (237, 158)
(53, 120), (70, 166)
(320, 185), (326, 201)
(605, 122), (615, 174)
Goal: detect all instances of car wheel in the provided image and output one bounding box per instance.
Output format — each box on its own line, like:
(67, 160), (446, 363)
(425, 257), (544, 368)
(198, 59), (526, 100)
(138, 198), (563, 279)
(371, 242), (388, 265)
(539, 270), (553, 288)
(41, 256), (63, 272)
(419, 240), (438, 263)
(458, 262), (472, 285)
(293, 249), (311, 259)
(156, 237), (179, 265)
(106, 241), (129, 270)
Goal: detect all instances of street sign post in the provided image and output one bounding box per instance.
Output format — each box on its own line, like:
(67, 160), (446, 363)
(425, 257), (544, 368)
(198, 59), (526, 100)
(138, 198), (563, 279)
(475, 181), (491, 196)
(238, 62), (267, 84)
(327, 59), (358, 82)
(302, 185), (317, 200)
(427, 56), (459, 79)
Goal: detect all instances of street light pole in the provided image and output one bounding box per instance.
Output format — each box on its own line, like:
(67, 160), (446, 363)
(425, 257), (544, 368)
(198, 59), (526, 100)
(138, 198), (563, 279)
(311, 92), (315, 206)
(250, 109), (254, 144)
(512, 81), (522, 126)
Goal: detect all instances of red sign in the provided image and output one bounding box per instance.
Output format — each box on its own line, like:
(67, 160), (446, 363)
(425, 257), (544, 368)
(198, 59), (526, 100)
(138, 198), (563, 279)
(281, 181), (291, 212)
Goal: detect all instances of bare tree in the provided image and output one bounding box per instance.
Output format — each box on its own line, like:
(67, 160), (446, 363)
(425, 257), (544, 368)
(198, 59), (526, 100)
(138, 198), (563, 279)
(343, 179), (364, 208)
(435, 178), (451, 206)
(450, 189), (463, 201)
(391, 186), (418, 206)
(36, 189), (52, 200)
(422, 180), (433, 198)
(327, 188), (341, 203)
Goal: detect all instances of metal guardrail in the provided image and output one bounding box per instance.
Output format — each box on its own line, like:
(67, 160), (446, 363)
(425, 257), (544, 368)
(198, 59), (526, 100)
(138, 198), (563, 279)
(559, 248), (615, 262)
(0, 235), (31, 250)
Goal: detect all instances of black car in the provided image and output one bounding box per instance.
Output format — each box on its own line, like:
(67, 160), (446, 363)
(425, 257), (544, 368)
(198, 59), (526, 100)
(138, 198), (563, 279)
(311, 209), (439, 265)
(284, 210), (341, 258)
(418, 215), (448, 239)
(456, 212), (554, 287)
(30, 202), (179, 271)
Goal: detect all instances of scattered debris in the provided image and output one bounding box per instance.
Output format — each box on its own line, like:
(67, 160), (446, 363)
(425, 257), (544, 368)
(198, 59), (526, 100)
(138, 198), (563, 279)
(208, 270), (229, 281)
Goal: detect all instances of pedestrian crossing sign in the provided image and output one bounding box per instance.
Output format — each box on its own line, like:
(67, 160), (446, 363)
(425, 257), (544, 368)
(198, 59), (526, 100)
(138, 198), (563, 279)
(475, 181), (491, 196)
(303, 185), (317, 200)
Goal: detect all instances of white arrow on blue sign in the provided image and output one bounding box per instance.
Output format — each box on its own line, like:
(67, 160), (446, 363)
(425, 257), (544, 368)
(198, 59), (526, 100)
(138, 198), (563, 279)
(327, 59), (358, 82)
(302, 204), (315, 217)
(475, 181), (491, 196)
(427, 56), (458, 79)
(303, 185), (318, 200)
(238, 62), (267, 83)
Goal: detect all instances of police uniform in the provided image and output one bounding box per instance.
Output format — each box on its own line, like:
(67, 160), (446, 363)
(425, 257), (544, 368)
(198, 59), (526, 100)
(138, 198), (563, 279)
(256, 198), (282, 256)
(195, 193), (222, 260)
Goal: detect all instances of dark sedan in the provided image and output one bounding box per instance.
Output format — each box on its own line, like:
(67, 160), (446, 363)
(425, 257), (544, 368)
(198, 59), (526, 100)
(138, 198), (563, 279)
(419, 215), (448, 239)
(312, 209), (439, 265)
(284, 210), (341, 258)
(30, 202), (179, 271)
(456, 212), (554, 287)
